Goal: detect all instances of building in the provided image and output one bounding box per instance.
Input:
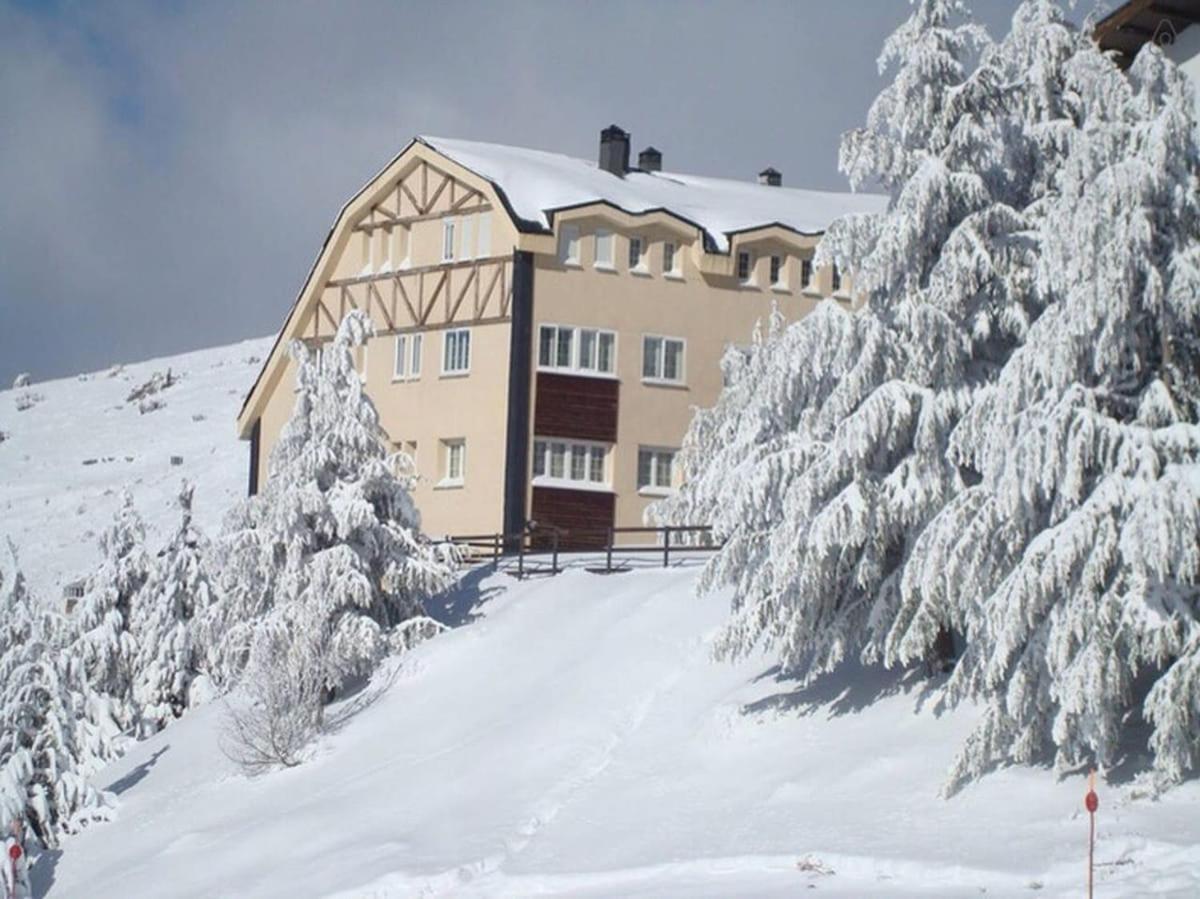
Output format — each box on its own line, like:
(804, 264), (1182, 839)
(236, 127), (884, 544)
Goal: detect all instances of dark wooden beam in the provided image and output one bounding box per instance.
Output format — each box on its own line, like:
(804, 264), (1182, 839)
(1151, 3), (1200, 25)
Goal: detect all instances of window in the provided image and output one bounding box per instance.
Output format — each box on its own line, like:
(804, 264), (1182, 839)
(642, 335), (685, 384)
(801, 258), (814, 289)
(442, 218), (456, 262)
(737, 251), (755, 284)
(390, 226), (407, 270)
(460, 215), (475, 261)
(532, 438), (608, 487)
(477, 212), (491, 258)
(394, 439), (418, 477)
(393, 333), (423, 380)
(537, 324), (616, 375)
(442, 328), (470, 374)
(559, 224), (581, 265)
(441, 439), (465, 485)
(663, 241), (680, 277)
(770, 255), (785, 288)
(831, 264), (842, 293)
(549, 441), (566, 478)
(354, 340), (369, 383)
(360, 232), (373, 276)
(571, 444), (588, 481)
(394, 335), (406, 379)
(595, 230), (614, 268)
(628, 236), (645, 271)
(637, 447), (677, 492)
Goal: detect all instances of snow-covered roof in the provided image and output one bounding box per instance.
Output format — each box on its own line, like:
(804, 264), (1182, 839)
(420, 135), (885, 253)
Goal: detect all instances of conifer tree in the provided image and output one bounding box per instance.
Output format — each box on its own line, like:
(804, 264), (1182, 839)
(0, 542), (112, 847)
(133, 481), (217, 734)
(207, 311), (455, 696)
(73, 491), (149, 750)
(661, 0), (1200, 788)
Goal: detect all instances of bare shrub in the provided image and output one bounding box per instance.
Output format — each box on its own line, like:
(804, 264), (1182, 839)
(219, 631), (324, 775)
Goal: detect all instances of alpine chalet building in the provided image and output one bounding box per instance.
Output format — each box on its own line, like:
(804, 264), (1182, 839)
(237, 127), (884, 544)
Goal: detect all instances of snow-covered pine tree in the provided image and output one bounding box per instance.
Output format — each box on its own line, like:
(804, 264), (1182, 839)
(0, 541), (112, 847)
(904, 35), (1200, 789)
(72, 491), (150, 753)
(659, 0), (1079, 680)
(132, 481), (217, 735)
(208, 310), (455, 699)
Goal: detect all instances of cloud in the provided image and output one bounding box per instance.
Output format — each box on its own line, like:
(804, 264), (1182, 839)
(0, 0), (1023, 384)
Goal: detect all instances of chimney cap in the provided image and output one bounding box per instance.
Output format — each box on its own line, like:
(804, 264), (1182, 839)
(599, 125), (631, 176)
(638, 146), (662, 172)
(758, 167), (782, 187)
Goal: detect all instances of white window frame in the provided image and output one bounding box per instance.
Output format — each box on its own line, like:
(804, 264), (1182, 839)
(439, 439), (466, 487)
(393, 332), (423, 381)
(559, 223), (581, 266)
(477, 212), (492, 258)
(441, 328), (471, 376)
(737, 250), (756, 285)
(460, 215), (475, 261)
(442, 217), (456, 263)
(537, 323), (617, 377)
(641, 334), (686, 386)
(594, 229), (615, 270)
(663, 241), (681, 279)
(531, 436), (611, 491)
(628, 235), (648, 274)
(637, 446), (678, 496)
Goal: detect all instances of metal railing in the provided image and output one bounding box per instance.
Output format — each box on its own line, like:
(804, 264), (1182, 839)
(447, 524), (720, 577)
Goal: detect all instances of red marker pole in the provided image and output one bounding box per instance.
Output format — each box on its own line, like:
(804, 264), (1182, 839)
(6, 841), (20, 899)
(1085, 770), (1099, 899)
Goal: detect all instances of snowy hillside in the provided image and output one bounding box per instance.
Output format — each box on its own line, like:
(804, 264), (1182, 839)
(0, 337), (273, 600)
(33, 562), (1200, 898)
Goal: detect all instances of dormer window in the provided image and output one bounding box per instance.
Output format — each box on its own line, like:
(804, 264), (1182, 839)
(663, 241), (680, 277)
(737, 251), (755, 284)
(559, 224), (581, 265)
(629, 236), (646, 272)
(769, 255), (785, 288)
(595, 230), (614, 269)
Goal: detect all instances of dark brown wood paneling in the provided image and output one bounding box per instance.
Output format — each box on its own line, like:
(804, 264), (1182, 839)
(534, 372), (618, 443)
(531, 486), (615, 549)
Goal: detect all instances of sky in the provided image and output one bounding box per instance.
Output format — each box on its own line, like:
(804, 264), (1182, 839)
(0, 0), (1105, 384)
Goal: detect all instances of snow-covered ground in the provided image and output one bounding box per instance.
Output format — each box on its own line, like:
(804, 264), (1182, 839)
(2, 338), (1197, 897)
(30, 561), (1200, 898)
(0, 337), (272, 600)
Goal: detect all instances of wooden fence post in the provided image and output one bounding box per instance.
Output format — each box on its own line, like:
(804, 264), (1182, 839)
(606, 527), (614, 573)
(493, 533), (501, 569)
(663, 526), (671, 568)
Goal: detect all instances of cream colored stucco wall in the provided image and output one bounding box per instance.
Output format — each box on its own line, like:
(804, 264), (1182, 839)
(369, 321), (512, 538)
(250, 145), (521, 538)
(529, 215), (850, 536)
